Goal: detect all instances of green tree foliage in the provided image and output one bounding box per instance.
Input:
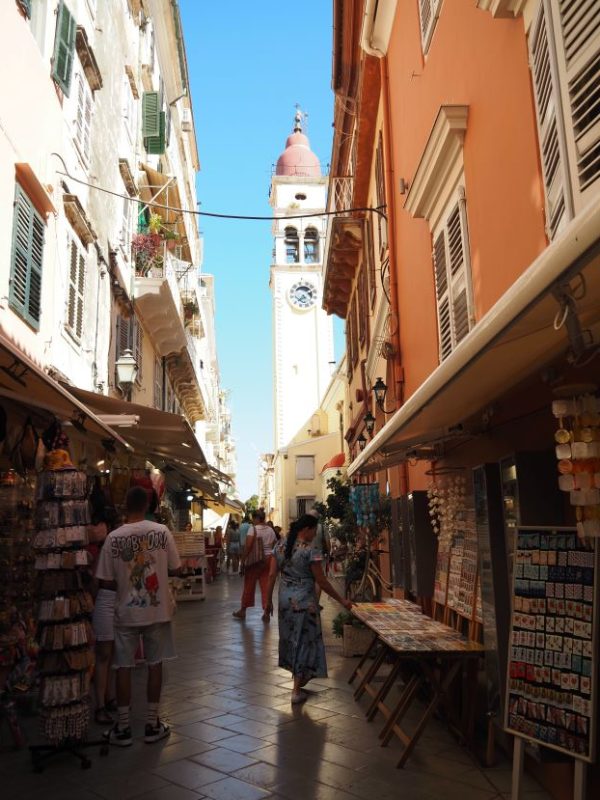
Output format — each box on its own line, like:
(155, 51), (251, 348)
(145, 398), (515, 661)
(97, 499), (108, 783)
(244, 494), (260, 519)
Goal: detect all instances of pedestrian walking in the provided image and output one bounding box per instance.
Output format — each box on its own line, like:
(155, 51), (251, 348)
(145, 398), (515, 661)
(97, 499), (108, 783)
(265, 514), (352, 704)
(224, 520), (241, 573)
(232, 509), (276, 621)
(95, 486), (181, 746)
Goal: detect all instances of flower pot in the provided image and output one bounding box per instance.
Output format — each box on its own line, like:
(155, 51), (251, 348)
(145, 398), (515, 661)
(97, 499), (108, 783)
(342, 623), (373, 657)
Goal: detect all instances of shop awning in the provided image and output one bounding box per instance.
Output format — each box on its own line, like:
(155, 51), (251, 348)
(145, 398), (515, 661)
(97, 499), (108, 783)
(204, 495), (244, 517)
(139, 164), (191, 262)
(67, 387), (218, 494)
(0, 330), (130, 449)
(349, 196), (600, 476)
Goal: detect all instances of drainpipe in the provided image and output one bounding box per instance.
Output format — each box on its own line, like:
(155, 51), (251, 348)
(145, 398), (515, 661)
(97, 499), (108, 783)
(381, 54), (408, 496)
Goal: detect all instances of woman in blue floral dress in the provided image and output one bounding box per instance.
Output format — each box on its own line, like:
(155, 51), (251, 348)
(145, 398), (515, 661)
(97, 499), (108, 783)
(265, 514), (353, 704)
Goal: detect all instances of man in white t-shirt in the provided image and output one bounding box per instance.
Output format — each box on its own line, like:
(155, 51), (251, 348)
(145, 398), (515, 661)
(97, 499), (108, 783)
(96, 486), (181, 746)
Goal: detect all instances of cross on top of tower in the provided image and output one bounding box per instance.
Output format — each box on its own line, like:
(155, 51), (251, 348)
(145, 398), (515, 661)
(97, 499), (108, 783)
(276, 107), (320, 177)
(293, 105), (304, 133)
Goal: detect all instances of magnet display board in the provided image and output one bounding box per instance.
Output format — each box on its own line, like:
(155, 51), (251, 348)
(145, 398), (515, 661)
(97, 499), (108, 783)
(505, 527), (598, 762)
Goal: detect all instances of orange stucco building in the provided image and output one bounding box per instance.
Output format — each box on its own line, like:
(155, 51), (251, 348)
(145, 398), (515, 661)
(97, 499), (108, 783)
(325, 0), (600, 793)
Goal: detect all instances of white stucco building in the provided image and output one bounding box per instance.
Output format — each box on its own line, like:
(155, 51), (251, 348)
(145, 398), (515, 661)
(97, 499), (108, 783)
(0, 1), (237, 502)
(270, 111), (334, 452)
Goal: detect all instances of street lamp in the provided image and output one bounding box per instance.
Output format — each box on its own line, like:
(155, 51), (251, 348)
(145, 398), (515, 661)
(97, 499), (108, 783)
(115, 349), (138, 400)
(372, 377), (395, 414)
(363, 411), (375, 436)
(357, 432), (367, 452)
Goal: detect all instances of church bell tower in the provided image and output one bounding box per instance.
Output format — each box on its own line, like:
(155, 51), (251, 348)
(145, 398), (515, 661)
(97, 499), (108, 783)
(270, 111), (334, 451)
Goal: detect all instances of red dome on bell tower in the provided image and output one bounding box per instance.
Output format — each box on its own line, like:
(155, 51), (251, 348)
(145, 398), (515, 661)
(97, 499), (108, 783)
(275, 109), (321, 178)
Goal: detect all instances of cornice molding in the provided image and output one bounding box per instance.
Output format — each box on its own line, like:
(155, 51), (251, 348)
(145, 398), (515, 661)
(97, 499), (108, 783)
(476, 0), (527, 18)
(404, 105), (469, 220)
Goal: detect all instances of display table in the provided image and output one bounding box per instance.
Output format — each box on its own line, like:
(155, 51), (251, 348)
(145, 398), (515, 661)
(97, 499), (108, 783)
(349, 600), (484, 768)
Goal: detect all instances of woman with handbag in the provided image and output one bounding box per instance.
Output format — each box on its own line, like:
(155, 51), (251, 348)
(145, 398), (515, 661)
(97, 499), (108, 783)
(232, 509), (276, 622)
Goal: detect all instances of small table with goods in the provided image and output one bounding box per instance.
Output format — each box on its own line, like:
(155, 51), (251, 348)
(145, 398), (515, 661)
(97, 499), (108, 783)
(349, 599), (485, 768)
(170, 531), (207, 601)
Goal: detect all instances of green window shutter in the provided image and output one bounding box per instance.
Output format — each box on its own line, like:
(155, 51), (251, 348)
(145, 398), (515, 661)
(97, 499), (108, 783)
(52, 1), (76, 96)
(9, 185), (44, 330)
(17, 0), (33, 18)
(142, 91), (160, 137)
(144, 111), (166, 155)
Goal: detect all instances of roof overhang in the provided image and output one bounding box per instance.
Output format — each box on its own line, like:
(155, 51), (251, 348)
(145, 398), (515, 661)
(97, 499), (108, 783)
(349, 196), (600, 476)
(0, 330), (130, 450)
(67, 387), (218, 494)
(323, 215), (366, 317)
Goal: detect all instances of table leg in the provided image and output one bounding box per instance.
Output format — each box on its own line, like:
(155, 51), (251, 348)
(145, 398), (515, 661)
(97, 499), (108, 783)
(511, 735), (524, 800)
(380, 674), (422, 745)
(366, 655), (402, 722)
(395, 660), (462, 768)
(354, 642), (388, 701)
(348, 632), (378, 685)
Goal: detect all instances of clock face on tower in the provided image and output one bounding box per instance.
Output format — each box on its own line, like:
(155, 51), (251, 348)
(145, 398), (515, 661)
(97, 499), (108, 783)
(288, 281), (317, 310)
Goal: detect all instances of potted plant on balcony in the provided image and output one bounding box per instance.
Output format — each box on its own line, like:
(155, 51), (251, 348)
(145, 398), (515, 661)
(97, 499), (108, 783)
(332, 610), (372, 658)
(183, 298), (199, 323)
(132, 231), (163, 277)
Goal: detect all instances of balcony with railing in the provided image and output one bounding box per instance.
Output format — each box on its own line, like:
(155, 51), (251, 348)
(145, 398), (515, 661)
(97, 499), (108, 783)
(133, 248), (186, 357)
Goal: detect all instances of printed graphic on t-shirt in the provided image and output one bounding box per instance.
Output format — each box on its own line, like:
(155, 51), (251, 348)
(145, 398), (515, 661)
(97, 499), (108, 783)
(111, 530), (169, 609)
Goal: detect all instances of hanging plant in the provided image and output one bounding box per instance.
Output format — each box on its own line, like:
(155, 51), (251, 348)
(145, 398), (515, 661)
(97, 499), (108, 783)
(132, 232), (163, 276)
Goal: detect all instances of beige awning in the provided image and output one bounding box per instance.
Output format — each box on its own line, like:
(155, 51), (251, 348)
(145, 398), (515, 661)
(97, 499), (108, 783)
(204, 495), (244, 517)
(349, 196), (600, 476)
(0, 330), (130, 450)
(139, 164), (191, 262)
(67, 387), (219, 494)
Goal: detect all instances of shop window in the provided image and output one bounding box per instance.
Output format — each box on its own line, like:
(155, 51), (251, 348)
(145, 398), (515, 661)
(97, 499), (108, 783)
(432, 193), (474, 361)
(51, 1), (77, 96)
(74, 72), (93, 165)
(65, 236), (86, 342)
(419, 0), (442, 54)
(9, 184), (45, 330)
(528, 1), (600, 239)
(304, 227), (319, 264)
(295, 455), (315, 481)
(116, 313), (143, 383)
(284, 226), (299, 263)
(374, 132), (388, 257)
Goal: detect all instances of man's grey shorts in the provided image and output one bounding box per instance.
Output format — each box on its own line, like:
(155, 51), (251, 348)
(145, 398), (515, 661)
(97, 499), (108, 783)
(113, 622), (176, 668)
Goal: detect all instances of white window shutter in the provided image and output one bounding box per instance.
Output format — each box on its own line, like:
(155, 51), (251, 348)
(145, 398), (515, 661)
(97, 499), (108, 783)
(66, 239), (85, 341)
(556, 0), (600, 194)
(433, 230), (452, 361)
(529, 3), (572, 238)
(419, 0), (440, 52)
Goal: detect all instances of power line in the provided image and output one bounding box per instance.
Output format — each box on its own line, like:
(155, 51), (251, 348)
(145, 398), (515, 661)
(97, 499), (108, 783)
(54, 167), (387, 222)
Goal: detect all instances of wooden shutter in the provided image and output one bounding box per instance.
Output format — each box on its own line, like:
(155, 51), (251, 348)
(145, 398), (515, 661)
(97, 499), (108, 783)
(556, 0), (600, 193)
(134, 317), (143, 381)
(66, 239), (85, 340)
(358, 265), (368, 345)
(154, 356), (163, 409)
(529, 3), (572, 238)
(52, 1), (76, 96)
(75, 74), (92, 162)
(144, 111), (166, 155)
(433, 230), (452, 361)
(9, 185), (44, 329)
(142, 91), (160, 137)
(432, 201), (473, 362)
(419, 0), (440, 52)
(375, 132), (388, 256)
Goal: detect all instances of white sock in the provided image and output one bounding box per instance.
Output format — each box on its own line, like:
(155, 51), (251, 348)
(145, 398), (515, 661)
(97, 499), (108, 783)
(147, 702), (159, 726)
(117, 706), (130, 730)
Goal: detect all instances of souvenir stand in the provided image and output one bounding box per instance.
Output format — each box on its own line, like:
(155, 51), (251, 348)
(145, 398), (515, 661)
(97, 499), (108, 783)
(506, 394), (600, 800)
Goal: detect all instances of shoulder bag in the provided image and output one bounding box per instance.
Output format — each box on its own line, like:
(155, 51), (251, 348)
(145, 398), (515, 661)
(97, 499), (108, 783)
(245, 525), (265, 568)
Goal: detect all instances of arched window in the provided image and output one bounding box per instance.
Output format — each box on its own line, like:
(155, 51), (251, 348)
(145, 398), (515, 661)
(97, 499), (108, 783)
(285, 226), (299, 263)
(304, 227), (319, 264)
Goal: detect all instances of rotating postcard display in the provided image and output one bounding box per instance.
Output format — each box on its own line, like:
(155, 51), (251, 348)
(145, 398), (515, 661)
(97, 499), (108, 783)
(32, 467), (96, 760)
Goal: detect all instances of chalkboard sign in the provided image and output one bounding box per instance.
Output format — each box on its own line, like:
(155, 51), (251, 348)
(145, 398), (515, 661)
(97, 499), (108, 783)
(505, 527), (598, 762)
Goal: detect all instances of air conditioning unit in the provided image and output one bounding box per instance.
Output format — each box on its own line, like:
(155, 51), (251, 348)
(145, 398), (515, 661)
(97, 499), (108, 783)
(181, 108), (192, 132)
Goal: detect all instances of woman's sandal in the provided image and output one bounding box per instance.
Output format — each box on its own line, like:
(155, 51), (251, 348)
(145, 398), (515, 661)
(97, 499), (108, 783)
(94, 707), (114, 725)
(232, 610), (246, 620)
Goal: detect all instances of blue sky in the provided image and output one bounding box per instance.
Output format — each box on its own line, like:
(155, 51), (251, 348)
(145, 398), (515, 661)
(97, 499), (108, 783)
(179, 1), (340, 501)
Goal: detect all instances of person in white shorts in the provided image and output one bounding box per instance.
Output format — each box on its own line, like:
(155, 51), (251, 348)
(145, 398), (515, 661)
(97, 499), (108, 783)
(95, 486), (181, 746)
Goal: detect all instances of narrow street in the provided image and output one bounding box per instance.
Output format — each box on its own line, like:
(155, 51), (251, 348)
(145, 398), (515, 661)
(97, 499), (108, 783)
(2, 575), (549, 800)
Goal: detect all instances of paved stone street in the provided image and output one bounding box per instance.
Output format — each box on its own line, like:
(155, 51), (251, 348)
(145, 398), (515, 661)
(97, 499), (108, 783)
(2, 575), (551, 800)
